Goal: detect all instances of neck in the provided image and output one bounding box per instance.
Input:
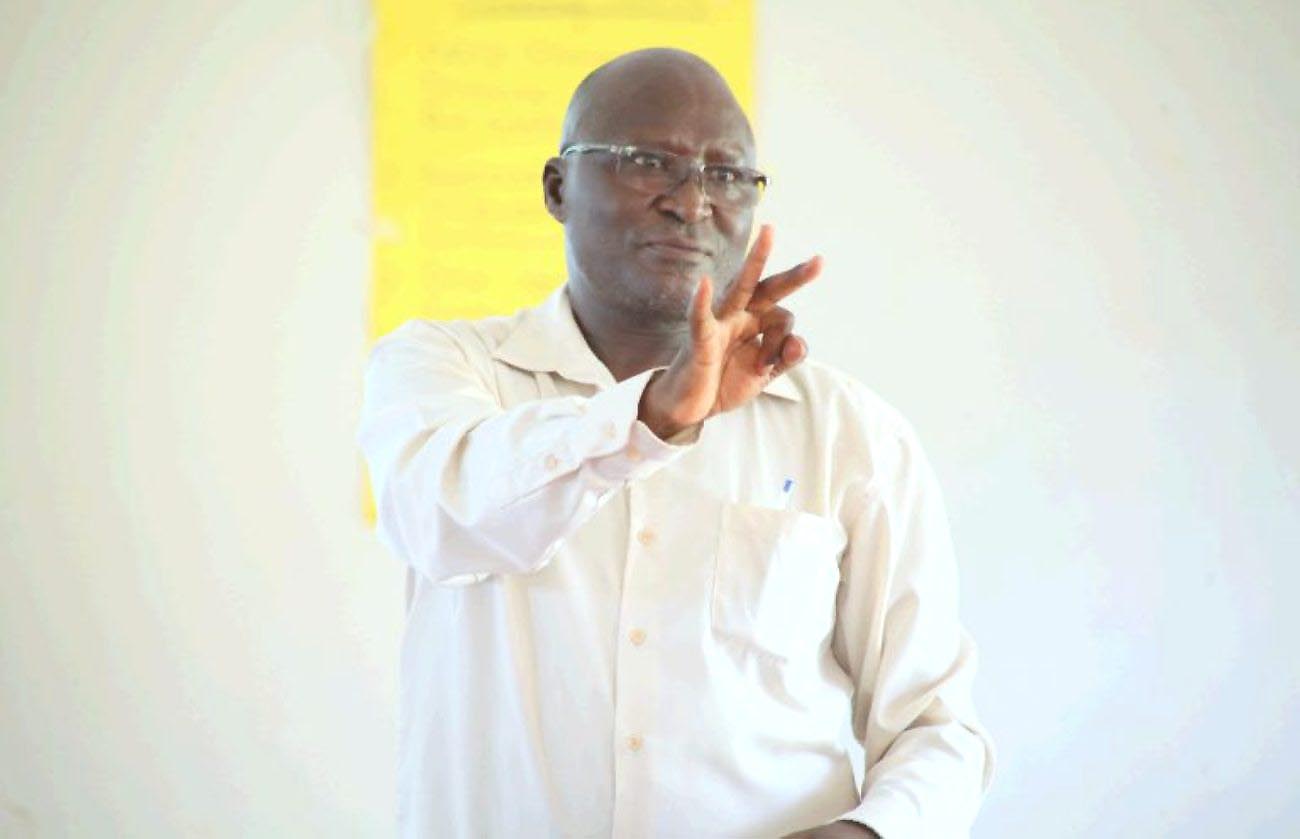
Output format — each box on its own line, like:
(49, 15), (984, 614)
(566, 283), (686, 382)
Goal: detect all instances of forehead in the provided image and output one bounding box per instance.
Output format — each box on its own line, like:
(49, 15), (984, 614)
(576, 67), (754, 160)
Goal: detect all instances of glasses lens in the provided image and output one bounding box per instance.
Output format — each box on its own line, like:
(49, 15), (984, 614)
(702, 167), (761, 209)
(613, 150), (679, 193)
(612, 150), (764, 209)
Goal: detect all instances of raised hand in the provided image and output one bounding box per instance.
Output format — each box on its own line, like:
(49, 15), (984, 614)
(637, 224), (822, 440)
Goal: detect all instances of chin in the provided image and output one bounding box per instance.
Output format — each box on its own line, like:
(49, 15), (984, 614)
(626, 272), (698, 326)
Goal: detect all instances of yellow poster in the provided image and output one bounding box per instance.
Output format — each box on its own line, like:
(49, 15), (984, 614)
(366, 0), (755, 518)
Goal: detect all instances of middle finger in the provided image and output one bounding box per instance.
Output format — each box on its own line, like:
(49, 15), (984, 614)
(749, 255), (823, 313)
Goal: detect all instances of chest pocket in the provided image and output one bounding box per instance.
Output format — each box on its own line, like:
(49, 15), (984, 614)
(710, 502), (846, 662)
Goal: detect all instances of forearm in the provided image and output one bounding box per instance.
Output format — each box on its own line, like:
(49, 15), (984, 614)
(831, 421), (994, 836)
(363, 367), (689, 582)
(849, 709), (992, 837)
(784, 819), (880, 838)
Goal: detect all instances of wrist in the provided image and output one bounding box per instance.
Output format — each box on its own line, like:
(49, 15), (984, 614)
(637, 370), (688, 440)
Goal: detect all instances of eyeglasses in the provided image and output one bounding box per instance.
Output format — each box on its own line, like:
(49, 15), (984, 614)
(560, 142), (768, 210)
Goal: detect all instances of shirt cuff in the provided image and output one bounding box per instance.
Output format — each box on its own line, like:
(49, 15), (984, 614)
(651, 418), (703, 445)
(567, 367), (700, 488)
(836, 786), (920, 839)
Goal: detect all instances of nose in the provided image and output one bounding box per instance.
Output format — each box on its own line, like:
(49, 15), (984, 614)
(656, 168), (713, 224)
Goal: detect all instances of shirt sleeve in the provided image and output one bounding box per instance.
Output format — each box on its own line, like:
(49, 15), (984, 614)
(356, 321), (700, 585)
(830, 423), (995, 838)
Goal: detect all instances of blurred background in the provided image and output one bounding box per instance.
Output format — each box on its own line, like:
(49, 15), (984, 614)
(2, 1), (1297, 835)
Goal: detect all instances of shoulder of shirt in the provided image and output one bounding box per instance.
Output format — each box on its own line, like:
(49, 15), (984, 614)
(368, 308), (523, 363)
(779, 358), (936, 493)
(369, 315), (927, 450)
(782, 358), (919, 442)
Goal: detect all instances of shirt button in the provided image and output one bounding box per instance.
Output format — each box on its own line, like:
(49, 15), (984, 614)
(629, 628), (647, 645)
(544, 454), (559, 471)
(626, 445), (643, 462)
(626, 734), (643, 752)
(636, 527), (656, 547)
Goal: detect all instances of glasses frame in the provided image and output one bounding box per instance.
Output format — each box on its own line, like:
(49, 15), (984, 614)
(559, 142), (769, 210)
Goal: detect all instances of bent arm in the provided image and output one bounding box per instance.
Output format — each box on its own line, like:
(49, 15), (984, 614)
(357, 321), (697, 584)
(831, 425), (995, 838)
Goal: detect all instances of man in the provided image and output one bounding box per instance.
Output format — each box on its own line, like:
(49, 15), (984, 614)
(358, 48), (994, 838)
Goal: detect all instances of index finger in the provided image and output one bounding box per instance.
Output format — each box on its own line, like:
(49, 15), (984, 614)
(718, 224), (774, 316)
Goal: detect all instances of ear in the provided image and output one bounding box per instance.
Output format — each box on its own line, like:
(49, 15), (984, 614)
(542, 157), (567, 223)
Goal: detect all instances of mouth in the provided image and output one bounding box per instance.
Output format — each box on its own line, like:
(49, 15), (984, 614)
(640, 238), (713, 260)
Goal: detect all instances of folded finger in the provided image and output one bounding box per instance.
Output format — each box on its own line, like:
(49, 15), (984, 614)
(770, 334), (808, 378)
(757, 306), (795, 370)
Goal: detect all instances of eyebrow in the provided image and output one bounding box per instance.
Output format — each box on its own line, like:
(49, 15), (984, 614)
(630, 137), (751, 164)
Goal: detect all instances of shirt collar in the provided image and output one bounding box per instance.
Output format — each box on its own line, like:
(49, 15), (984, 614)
(491, 285), (802, 402)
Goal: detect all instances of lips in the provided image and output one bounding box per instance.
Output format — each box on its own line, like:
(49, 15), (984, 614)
(640, 238), (713, 257)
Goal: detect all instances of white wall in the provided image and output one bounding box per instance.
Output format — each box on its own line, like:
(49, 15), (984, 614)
(0, 2), (398, 835)
(758, 3), (1300, 836)
(1, 2), (1296, 836)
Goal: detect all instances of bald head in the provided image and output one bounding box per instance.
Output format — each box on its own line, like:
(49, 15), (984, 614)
(545, 48), (760, 335)
(559, 48), (754, 155)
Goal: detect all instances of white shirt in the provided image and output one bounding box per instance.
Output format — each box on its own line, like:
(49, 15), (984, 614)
(357, 286), (994, 838)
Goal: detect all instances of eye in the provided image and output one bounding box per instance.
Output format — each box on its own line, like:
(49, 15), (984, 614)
(705, 166), (744, 184)
(629, 151), (669, 170)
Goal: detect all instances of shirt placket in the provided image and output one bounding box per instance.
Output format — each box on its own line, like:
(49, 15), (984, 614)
(610, 473), (663, 838)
